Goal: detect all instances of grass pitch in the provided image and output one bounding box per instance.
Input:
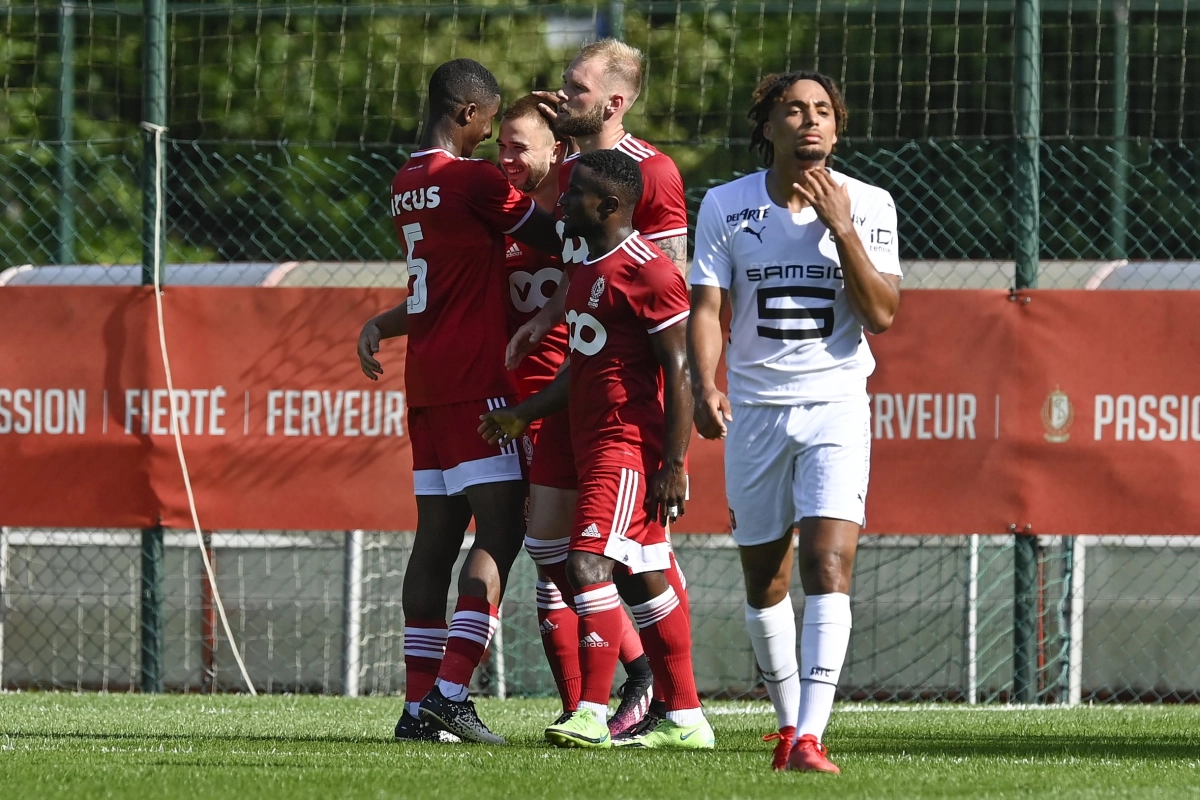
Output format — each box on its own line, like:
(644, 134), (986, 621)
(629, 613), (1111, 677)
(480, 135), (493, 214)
(2, 694), (1199, 799)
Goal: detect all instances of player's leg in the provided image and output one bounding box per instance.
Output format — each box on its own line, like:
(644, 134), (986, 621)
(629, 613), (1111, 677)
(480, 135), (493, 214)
(725, 403), (802, 768)
(543, 549), (622, 748)
(525, 483), (583, 718)
(525, 412), (653, 731)
(397, 492), (472, 742)
(787, 399), (871, 775)
(560, 464), (710, 751)
(417, 398), (526, 744)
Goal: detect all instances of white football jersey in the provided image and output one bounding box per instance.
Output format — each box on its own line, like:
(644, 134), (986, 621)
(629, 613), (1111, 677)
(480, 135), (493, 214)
(690, 169), (902, 405)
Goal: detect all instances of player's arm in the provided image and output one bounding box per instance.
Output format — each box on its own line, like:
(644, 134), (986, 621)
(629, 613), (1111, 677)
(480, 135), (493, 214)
(638, 155), (690, 277)
(505, 275), (569, 371)
(795, 170), (900, 334)
(650, 321), (692, 524)
(509, 204), (563, 255)
(477, 368), (569, 447)
(688, 285), (732, 440)
(654, 235), (689, 277)
(357, 303), (408, 381)
(687, 191), (734, 438)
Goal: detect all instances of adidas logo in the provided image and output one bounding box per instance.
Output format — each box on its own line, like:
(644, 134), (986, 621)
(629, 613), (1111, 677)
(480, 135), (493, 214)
(580, 632), (609, 648)
(506, 242), (521, 258)
(539, 619), (558, 635)
(580, 523), (601, 539)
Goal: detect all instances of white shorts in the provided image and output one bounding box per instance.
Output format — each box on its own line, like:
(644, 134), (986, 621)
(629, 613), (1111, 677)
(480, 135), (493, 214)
(725, 400), (871, 547)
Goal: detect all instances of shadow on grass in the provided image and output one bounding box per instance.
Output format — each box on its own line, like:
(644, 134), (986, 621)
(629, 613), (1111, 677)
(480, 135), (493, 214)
(843, 733), (1200, 761)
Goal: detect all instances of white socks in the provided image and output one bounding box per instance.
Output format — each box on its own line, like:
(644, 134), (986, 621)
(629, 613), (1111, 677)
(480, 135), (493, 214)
(435, 679), (469, 702)
(744, 596), (800, 731)
(796, 592), (852, 742)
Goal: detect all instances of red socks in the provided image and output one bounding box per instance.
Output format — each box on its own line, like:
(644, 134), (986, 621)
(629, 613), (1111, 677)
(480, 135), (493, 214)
(574, 583), (625, 707)
(630, 586), (700, 711)
(403, 620), (447, 711)
(436, 595), (500, 688)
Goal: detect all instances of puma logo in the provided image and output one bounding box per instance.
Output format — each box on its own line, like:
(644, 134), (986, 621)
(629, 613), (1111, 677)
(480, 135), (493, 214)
(741, 224), (764, 243)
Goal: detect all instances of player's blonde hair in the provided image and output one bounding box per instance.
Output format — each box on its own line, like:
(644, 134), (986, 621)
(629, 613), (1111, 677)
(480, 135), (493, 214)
(577, 38), (644, 103)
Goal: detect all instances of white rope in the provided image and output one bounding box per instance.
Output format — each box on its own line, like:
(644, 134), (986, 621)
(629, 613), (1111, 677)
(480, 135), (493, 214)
(142, 121), (257, 696)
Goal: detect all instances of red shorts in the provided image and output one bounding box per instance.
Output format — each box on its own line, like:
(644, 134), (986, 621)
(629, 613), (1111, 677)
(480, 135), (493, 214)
(529, 408), (578, 490)
(571, 464), (671, 574)
(409, 396), (525, 496)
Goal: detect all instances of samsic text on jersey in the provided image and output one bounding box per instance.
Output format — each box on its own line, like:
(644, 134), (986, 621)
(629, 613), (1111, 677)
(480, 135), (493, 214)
(690, 169), (903, 405)
(391, 148), (535, 407)
(564, 233), (690, 474)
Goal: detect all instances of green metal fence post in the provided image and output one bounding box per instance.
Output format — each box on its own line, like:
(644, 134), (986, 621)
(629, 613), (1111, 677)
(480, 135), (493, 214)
(56, 0), (75, 265)
(139, 0), (168, 695)
(1110, 0), (1130, 260)
(609, 0), (625, 41)
(1012, 0), (1041, 705)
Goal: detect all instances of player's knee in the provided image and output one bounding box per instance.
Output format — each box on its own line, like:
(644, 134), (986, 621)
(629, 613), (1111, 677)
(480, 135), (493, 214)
(566, 551), (611, 593)
(802, 551), (852, 594)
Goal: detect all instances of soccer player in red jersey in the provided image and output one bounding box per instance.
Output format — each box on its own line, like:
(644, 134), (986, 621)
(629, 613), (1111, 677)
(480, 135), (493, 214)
(356, 59), (560, 745)
(480, 149), (714, 750)
(496, 96), (656, 730)
(505, 39), (691, 737)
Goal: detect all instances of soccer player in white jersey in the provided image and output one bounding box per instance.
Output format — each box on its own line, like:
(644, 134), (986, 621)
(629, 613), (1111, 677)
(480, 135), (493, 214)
(688, 71), (902, 773)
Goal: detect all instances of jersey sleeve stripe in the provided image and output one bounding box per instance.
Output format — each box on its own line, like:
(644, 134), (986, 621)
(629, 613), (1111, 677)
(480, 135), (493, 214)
(620, 241), (650, 264)
(647, 309), (690, 334)
(502, 197), (537, 235)
(620, 137), (657, 160)
(624, 236), (657, 262)
(641, 228), (689, 241)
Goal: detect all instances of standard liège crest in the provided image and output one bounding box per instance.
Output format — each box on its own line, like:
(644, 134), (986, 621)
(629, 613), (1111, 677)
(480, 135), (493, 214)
(588, 275), (605, 308)
(1041, 386), (1074, 443)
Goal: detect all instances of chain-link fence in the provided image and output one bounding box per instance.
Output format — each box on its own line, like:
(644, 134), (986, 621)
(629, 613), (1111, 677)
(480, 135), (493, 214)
(3, 0), (1200, 701)
(5, 530), (1200, 702)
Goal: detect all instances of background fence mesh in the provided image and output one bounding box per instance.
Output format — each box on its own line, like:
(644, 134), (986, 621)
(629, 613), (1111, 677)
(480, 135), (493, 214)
(2, 0), (1199, 701)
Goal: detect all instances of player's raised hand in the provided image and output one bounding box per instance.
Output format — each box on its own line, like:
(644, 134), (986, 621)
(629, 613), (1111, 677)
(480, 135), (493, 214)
(358, 321), (384, 381)
(505, 316), (549, 371)
(693, 386), (732, 440)
(531, 89), (561, 126)
(794, 168), (854, 239)
(478, 407), (529, 448)
(650, 462), (688, 526)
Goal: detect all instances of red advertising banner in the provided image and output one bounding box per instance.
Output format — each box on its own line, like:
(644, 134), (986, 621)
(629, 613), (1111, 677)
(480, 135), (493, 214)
(3, 287), (1200, 534)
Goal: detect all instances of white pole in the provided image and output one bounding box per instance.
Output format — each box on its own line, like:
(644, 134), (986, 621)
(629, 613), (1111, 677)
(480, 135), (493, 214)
(492, 606), (507, 700)
(0, 526), (7, 689)
(343, 529), (364, 697)
(966, 533), (979, 704)
(1068, 536), (1087, 706)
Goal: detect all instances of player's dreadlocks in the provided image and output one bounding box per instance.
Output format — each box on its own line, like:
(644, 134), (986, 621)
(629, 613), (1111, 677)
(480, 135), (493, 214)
(428, 58), (502, 119)
(748, 71), (848, 167)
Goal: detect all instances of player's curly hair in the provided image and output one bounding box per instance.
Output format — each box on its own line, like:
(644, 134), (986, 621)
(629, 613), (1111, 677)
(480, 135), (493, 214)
(748, 71), (848, 167)
(576, 148), (644, 209)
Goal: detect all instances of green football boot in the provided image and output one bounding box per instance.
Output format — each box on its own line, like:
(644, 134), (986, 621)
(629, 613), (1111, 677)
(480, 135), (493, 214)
(612, 715), (715, 750)
(544, 708), (612, 749)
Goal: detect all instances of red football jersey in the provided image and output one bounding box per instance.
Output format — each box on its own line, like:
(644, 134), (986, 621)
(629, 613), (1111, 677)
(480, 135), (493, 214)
(565, 233), (691, 474)
(391, 148), (536, 407)
(503, 237), (569, 399)
(557, 134), (688, 266)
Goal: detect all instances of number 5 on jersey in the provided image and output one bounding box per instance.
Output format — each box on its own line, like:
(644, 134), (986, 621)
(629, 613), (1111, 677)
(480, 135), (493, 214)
(402, 222), (428, 314)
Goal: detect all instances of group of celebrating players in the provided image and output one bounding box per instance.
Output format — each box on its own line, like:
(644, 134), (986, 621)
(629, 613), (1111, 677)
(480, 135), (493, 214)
(356, 37), (901, 774)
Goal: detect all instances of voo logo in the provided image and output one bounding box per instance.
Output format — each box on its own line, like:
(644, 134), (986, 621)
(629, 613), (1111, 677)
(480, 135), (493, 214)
(566, 310), (607, 355)
(509, 268), (563, 313)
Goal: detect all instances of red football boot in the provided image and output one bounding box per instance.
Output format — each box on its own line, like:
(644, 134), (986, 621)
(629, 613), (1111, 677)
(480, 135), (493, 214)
(763, 725), (796, 771)
(786, 733), (841, 774)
